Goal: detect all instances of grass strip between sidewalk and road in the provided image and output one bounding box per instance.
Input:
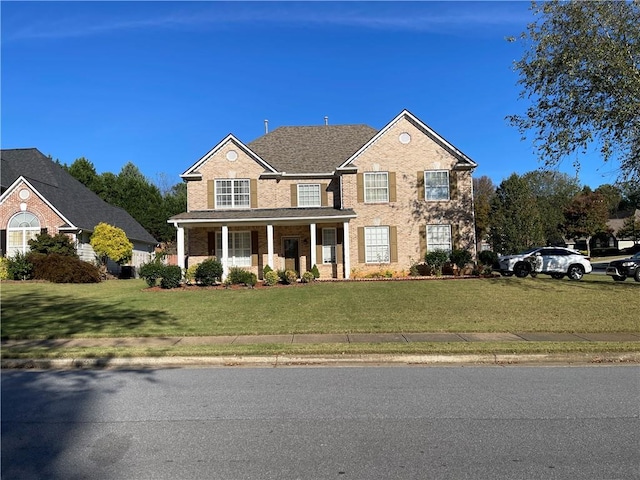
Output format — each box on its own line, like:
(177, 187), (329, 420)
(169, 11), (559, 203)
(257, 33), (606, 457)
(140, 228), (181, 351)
(2, 275), (638, 359)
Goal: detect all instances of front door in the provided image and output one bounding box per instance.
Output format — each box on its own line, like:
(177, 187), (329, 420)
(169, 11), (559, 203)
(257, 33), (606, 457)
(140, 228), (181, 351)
(283, 238), (300, 274)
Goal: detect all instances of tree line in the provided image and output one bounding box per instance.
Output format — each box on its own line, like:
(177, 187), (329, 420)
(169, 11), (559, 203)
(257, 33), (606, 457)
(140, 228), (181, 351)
(59, 157), (186, 243)
(474, 171), (640, 257)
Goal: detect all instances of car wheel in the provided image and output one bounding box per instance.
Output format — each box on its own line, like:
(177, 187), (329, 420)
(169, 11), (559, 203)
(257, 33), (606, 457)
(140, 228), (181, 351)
(635, 269), (640, 282)
(551, 273), (564, 279)
(514, 262), (529, 278)
(612, 275), (627, 281)
(567, 265), (584, 280)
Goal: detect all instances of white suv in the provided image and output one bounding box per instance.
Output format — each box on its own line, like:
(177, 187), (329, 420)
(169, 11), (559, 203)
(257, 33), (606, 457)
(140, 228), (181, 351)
(497, 247), (592, 280)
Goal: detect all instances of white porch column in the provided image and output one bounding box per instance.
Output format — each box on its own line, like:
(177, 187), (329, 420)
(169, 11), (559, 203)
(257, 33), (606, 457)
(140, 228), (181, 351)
(267, 224), (274, 269)
(221, 225), (229, 279)
(176, 225), (185, 270)
(343, 221), (350, 279)
(310, 223), (317, 268)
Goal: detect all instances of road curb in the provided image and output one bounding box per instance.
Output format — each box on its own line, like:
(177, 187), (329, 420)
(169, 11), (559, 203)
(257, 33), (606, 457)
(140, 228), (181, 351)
(2, 352), (639, 369)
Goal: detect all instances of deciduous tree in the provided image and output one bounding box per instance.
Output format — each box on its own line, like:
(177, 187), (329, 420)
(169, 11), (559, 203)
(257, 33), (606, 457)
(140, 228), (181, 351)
(508, 0), (640, 182)
(90, 222), (133, 268)
(472, 176), (495, 250)
(563, 188), (610, 257)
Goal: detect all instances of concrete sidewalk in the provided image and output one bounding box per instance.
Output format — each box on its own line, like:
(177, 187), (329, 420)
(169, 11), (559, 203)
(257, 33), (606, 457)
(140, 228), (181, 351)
(3, 331), (640, 349)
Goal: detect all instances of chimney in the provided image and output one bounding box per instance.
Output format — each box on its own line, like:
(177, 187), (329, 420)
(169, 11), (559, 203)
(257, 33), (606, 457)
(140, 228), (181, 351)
(264, 119), (269, 134)
(324, 116), (328, 126)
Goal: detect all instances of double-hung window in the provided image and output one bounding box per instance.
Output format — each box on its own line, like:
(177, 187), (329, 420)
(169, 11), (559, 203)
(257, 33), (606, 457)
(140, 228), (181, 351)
(427, 225), (452, 252)
(424, 171), (449, 201)
(364, 172), (389, 203)
(215, 179), (250, 208)
(297, 184), (321, 207)
(365, 226), (390, 263)
(215, 231), (251, 266)
(322, 228), (336, 264)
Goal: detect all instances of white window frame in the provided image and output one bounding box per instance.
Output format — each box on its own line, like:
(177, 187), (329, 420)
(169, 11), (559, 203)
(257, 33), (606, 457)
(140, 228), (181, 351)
(364, 226), (390, 264)
(364, 172), (389, 203)
(297, 184), (321, 207)
(215, 179), (250, 209)
(322, 228), (336, 264)
(215, 231), (252, 267)
(427, 224), (452, 252)
(7, 212), (40, 257)
(424, 170), (449, 201)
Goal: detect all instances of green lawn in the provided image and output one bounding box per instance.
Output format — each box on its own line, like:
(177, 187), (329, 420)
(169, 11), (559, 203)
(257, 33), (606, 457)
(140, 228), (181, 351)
(2, 275), (638, 340)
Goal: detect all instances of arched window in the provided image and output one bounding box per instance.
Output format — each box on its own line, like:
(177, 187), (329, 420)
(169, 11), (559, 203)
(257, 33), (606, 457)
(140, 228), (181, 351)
(7, 212), (40, 257)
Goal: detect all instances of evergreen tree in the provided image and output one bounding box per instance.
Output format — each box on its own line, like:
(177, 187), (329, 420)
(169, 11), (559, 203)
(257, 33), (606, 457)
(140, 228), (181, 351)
(489, 173), (544, 254)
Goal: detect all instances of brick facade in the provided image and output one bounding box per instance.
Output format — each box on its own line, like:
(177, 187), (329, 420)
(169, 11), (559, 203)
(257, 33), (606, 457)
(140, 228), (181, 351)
(174, 110), (477, 279)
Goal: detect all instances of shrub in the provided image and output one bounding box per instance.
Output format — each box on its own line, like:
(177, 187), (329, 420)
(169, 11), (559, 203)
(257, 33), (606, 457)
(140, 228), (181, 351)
(263, 265), (273, 275)
(478, 250), (498, 268)
(184, 264), (199, 284)
(301, 271), (315, 283)
(449, 249), (472, 270)
(0, 257), (9, 280)
(245, 272), (257, 288)
(28, 232), (78, 257)
(160, 265), (182, 289)
(195, 258), (223, 286)
(139, 260), (165, 287)
(7, 252), (34, 280)
(424, 249), (449, 276)
(29, 253), (101, 283)
(227, 267), (249, 285)
(283, 269), (298, 284)
(263, 270), (279, 286)
(90, 222), (133, 266)
(311, 264), (320, 279)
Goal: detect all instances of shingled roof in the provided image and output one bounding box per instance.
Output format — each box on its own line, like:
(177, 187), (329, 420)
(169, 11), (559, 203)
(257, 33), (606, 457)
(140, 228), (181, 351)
(1, 148), (156, 244)
(247, 125), (378, 174)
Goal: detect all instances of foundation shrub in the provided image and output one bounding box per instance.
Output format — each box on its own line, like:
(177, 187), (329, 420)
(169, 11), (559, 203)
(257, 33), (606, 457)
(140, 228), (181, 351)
(0, 257), (9, 280)
(139, 260), (165, 287)
(311, 264), (320, 279)
(28, 253), (101, 283)
(6, 252), (34, 280)
(195, 258), (223, 286)
(425, 249), (450, 276)
(159, 265), (182, 289)
(301, 271), (315, 283)
(263, 270), (279, 286)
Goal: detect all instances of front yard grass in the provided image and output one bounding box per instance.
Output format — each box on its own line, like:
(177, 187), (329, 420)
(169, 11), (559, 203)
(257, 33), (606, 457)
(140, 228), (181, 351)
(2, 274), (638, 340)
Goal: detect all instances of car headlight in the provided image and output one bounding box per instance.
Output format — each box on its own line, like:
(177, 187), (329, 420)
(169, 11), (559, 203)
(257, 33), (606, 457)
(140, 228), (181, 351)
(622, 261), (635, 267)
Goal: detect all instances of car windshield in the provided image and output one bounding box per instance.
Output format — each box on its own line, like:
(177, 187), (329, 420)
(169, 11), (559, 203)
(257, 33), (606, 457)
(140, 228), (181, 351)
(632, 252), (640, 260)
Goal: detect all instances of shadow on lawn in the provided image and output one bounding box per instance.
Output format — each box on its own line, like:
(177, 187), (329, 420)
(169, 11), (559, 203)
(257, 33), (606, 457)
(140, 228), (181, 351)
(1, 291), (176, 339)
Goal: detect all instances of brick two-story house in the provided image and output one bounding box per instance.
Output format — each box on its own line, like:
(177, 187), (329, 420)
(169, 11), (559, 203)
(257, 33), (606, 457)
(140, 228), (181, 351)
(169, 109), (477, 279)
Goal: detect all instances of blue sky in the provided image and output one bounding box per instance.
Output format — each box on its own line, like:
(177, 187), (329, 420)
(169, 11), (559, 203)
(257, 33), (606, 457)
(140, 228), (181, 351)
(1, 1), (619, 189)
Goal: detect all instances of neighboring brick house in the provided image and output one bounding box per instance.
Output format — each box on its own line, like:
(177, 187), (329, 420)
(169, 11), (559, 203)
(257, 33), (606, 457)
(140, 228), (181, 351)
(0, 148), (157, 274)
(170, 110), (477, 279)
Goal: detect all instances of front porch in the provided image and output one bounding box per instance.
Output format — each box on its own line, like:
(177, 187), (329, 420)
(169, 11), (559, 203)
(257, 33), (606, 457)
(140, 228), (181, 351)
(170, 208), (356, 280)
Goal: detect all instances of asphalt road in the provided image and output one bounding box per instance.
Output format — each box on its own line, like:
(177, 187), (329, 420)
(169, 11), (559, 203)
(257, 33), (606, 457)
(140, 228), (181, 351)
(2, 366), (638, 480)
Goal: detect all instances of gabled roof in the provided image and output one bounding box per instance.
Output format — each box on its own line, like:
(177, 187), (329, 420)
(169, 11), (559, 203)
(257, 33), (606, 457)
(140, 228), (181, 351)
(247, 125), (378, 174)
(338, 109), (477, 170)
(1, 148), (156, 244)
(181, 134), (278, 179)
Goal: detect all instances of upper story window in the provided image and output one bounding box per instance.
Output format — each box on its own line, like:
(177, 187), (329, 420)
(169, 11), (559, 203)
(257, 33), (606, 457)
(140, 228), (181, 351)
(297, 184), (321, 207)
(364, 172), (389, 203)
(215, 179), (250, 208)
(424, 171), (449, 201)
